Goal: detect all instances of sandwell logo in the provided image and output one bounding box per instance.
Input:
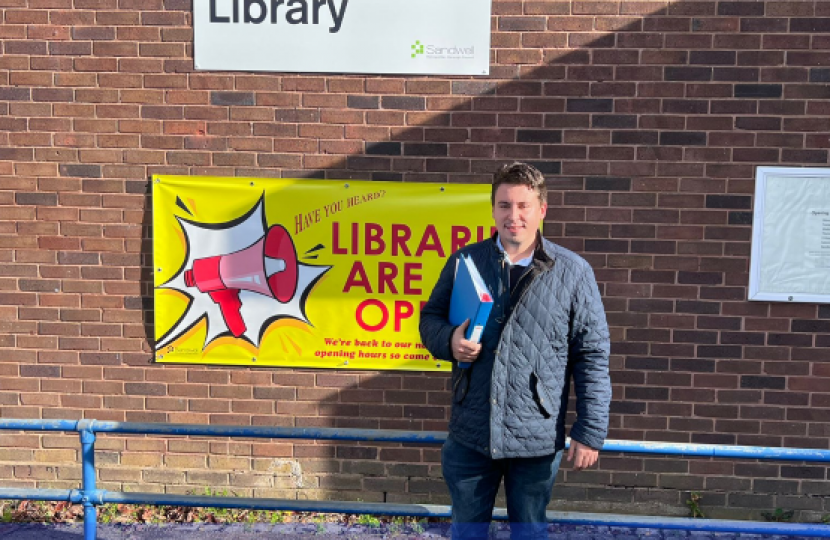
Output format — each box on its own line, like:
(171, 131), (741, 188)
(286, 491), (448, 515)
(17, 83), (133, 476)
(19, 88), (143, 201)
(411, 40), (424, 59)
(409, 39), (475, 61)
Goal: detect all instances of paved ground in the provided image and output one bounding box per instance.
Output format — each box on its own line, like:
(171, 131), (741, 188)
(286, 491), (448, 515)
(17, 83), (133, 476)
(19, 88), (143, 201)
(0, 523), (799, 539)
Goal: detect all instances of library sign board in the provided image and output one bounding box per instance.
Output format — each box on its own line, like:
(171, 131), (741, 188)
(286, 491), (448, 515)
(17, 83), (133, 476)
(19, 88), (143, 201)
(152, 175), (493, 370)
(194, 0), (491, 75)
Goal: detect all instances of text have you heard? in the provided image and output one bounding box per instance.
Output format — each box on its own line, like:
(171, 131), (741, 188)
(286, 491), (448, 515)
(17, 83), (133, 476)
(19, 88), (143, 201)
(295, 190), (384, 235)
(209, 0), (349, 33)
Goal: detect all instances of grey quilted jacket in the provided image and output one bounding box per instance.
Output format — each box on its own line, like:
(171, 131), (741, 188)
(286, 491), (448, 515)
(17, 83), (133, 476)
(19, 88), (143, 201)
(420, 235), (611, 459)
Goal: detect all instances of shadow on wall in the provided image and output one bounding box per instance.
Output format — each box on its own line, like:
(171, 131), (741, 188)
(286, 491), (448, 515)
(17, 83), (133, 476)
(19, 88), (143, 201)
(107, 0), (826, 518)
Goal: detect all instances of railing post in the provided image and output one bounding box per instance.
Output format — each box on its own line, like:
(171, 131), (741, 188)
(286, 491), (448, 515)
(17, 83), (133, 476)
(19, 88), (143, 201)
(77, 420), (97, 540)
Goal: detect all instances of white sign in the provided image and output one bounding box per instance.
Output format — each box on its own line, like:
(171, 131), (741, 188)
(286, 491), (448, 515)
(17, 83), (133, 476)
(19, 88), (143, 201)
(749, 167), (830, 303)
(194, 0), (491, 75)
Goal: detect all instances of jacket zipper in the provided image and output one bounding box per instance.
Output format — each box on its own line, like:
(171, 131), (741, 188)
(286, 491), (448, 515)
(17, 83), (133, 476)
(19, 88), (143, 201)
(501, 265), (541, 330)
(488, 240), (556, 454)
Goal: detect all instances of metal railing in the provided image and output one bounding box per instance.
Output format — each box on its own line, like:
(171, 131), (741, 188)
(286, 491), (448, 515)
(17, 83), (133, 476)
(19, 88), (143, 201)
(1, 418), (830, 539)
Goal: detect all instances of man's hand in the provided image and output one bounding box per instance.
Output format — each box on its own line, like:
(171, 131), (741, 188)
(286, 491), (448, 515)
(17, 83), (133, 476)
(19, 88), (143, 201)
(567, 440), (598, 471)
(451, 320), (482, 363)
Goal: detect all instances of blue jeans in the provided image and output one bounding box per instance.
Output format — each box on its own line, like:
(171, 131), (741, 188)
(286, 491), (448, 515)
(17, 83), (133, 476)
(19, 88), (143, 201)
(441, 436), (564, 540)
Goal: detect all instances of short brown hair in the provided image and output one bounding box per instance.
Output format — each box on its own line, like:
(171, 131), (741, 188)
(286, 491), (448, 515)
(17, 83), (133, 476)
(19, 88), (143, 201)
(491, 162), (547, 206)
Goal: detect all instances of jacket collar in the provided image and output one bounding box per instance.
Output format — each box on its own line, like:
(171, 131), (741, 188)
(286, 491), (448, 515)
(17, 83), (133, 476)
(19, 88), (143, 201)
(490, 231), (555, 272)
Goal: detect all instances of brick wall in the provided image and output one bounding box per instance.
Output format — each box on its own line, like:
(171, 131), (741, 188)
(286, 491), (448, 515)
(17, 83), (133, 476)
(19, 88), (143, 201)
(2, 0), (830, 521)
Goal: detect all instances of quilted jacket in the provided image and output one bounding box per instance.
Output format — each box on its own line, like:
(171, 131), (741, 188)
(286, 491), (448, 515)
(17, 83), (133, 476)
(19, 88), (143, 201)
(419, 234), (611, 459)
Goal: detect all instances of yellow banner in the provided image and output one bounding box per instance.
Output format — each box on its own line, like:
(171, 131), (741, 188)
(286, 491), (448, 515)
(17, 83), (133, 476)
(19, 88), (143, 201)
(153, 176), (493, 371)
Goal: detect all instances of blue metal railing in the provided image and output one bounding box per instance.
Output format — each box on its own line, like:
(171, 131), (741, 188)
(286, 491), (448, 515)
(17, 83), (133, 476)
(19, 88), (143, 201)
(1, 418), (830, 539)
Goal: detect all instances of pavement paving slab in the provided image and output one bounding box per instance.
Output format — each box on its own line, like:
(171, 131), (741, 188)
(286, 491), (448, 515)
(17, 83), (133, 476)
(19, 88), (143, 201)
(0, 523), (799, 540)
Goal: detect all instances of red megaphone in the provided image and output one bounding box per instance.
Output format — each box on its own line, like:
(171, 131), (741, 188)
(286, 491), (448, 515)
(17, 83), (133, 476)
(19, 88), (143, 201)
(183, 225), (298, 337)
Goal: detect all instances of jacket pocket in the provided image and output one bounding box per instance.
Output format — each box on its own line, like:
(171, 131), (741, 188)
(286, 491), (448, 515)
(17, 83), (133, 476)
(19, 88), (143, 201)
(530, 371), (554, 418)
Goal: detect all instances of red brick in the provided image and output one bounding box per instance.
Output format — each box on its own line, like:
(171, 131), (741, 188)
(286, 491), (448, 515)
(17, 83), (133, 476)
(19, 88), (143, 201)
(0, 1), (829, 509)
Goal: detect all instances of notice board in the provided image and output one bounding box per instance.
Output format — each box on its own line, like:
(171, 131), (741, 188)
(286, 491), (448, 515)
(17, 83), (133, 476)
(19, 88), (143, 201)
(749, 166), (830, 303)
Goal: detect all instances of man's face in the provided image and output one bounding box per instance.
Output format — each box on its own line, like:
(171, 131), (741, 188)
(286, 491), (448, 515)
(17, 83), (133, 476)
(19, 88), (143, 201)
(492, 183), (547, 250)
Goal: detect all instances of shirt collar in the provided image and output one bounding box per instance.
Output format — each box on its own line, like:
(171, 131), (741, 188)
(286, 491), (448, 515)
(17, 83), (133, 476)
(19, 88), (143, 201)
(496, 235), (533, 267)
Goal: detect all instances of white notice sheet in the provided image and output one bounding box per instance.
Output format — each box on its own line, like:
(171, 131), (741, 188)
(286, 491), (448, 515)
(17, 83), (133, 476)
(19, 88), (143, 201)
(755, 170), (830, 299)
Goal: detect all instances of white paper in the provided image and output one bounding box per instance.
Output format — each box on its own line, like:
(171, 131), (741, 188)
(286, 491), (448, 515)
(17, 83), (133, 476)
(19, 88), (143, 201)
(755, 171), (830, 297)
(805, 209), (830, 269)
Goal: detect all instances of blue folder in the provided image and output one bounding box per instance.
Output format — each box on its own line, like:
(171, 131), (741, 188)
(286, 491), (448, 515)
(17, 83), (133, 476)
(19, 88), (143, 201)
(449, 254), (494, 368)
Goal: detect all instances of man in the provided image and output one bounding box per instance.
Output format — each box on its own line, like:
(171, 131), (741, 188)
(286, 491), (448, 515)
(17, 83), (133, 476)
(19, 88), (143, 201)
(419, 162), (611, 540)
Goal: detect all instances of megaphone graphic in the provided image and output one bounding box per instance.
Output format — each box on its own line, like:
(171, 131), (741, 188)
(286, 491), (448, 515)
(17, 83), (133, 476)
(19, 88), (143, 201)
(183, 224), (298, 337)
